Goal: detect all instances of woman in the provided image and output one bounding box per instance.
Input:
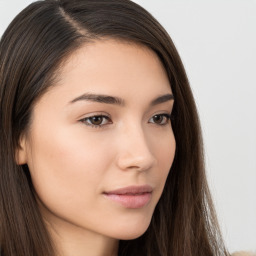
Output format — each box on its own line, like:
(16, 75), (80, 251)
(0, 0), (231, 255)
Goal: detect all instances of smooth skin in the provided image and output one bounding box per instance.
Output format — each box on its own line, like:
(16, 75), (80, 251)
(17, 39), (176, 256)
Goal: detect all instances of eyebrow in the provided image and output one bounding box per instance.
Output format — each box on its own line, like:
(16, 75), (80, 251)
(150, 94), (174, 106)
(70, 93), (125, 105)
(69, 93), (174, 106)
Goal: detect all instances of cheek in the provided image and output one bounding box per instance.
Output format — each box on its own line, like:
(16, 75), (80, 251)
(26, 124), (114, 214)
(149, 130), (175, 195)
(154, 129), (175, 169)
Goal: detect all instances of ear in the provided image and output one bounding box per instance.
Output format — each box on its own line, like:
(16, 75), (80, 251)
(16, 135), (28, 165)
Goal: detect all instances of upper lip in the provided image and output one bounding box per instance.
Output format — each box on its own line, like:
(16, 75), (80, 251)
(104, 185), (153, 195)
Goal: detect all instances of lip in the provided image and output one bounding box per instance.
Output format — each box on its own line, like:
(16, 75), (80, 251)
(103, 185), (153, 209)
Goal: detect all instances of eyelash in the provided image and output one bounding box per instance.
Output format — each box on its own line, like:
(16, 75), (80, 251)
(80, 115), (112, 128)
(79, 113), (172, 129)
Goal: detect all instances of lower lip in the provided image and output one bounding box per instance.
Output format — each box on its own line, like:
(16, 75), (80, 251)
(104, 192), (152, 209)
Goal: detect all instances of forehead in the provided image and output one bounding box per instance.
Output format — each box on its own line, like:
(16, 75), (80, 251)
(60, 39), (165, 73)
(38, 39), (172, 108)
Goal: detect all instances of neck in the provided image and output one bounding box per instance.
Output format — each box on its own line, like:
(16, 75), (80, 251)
(44, 215), (119, 256)
(54, 231), (119, 256)
(55, 234), (118, 256)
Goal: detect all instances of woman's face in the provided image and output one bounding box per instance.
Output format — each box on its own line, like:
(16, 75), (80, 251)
(18, 39), (175, 241)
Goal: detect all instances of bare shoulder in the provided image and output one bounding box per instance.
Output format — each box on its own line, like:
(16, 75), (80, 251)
(232, 252), (256, 256)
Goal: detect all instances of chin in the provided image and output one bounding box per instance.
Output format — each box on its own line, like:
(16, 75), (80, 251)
(110, 217), (152, 240)
(117, 229), (148, 240)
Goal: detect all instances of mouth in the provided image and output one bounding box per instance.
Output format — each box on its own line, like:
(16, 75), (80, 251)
(103, 185), (153, 209)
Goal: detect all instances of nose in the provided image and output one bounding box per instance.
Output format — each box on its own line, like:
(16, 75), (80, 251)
(115, 124), (156, 172)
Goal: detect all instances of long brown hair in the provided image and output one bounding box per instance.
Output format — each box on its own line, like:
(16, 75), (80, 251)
(0, 0), (229, 255)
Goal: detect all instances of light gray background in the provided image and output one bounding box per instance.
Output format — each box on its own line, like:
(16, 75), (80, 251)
(1, 0), (255, 253)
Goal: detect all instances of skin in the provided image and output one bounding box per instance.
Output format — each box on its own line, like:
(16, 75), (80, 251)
(17, 39), (176, 256)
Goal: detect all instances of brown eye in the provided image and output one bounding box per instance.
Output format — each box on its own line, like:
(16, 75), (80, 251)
(80, 115), (111, 128)
(149, 114), (170, 125)
(89, 116), (104, 125)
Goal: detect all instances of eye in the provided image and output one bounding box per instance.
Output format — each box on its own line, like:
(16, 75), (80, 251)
(79, 115), (112, 128)
(149, 114), (171, 125)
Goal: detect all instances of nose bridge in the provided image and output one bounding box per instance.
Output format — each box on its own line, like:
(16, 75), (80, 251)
(116, 121), (156, 171)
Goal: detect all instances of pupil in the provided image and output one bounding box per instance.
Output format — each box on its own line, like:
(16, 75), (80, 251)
(91, 116), (102, 125)
(154, 115), (163, 123)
